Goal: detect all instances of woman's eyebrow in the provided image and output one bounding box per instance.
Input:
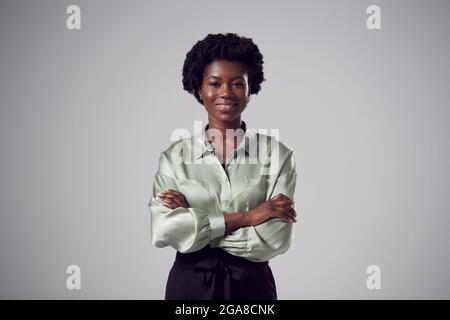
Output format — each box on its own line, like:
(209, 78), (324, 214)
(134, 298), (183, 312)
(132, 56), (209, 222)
(207, 75), (245, 80)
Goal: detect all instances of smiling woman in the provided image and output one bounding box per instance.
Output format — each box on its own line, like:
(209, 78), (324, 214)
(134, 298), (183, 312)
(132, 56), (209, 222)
(199, 60), (249, 120)
(197, 59), (251, 164)
(148, 33), (298, 300)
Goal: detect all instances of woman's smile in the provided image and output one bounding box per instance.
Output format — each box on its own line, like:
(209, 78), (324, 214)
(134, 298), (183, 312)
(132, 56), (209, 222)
(216, 103), (237, 112)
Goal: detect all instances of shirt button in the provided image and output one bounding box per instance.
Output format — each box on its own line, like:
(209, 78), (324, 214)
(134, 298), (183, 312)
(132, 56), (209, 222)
(223, 200), (231, 207)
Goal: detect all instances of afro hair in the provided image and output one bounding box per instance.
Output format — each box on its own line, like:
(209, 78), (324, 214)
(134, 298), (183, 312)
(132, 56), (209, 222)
(182, 33), (265, 104)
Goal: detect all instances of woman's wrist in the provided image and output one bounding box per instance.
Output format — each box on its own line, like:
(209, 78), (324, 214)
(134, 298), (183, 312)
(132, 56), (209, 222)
(244, 210), (254, 226)
(224, 211), (252, 234)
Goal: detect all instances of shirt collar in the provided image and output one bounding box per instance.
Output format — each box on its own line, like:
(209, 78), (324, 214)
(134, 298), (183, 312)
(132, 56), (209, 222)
(193, 120), (258, 160)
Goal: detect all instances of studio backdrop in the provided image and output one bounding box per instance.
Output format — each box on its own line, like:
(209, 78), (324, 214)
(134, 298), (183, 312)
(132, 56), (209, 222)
(1, 0), (449, 299)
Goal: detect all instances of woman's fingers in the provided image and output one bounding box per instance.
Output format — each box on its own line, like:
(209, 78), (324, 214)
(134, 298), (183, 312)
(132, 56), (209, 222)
(162, 189), (182, 196)
(271, 195), (294, 207)
(157, 190), (176, 207)
(157, 195), (176, 208)
(157, 190), (180, 202)
(267, 195), (297, 223)
(273, 204), (297, 223)
(273, 193), (293, 203)
(273, 202), (296, 213)
(285, 207), (297, 222)
(157, 189), (188, 209)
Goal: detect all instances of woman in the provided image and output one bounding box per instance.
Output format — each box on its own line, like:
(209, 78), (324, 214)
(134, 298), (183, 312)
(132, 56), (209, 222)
(149, 33), (298, 300)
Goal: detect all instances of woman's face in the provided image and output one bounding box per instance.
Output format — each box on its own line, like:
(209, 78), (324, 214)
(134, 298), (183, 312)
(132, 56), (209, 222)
(198, 59), (250, 126)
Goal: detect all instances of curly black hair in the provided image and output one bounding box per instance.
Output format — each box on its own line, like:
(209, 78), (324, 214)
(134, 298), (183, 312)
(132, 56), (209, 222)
(182, 33), (265, 104)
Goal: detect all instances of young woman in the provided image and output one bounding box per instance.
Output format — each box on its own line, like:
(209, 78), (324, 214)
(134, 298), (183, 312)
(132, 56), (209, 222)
(149, 33), (298, 300)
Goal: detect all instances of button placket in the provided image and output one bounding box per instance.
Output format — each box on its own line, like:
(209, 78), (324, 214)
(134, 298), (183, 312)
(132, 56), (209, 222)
(221, 173), (232, 210)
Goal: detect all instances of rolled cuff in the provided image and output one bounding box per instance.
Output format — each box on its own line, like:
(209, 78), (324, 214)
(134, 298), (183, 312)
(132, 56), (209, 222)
(208, 210), (225, 240)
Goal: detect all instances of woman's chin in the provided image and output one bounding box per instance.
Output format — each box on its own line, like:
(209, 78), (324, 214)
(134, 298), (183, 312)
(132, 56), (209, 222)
(218, 112), (240, 121)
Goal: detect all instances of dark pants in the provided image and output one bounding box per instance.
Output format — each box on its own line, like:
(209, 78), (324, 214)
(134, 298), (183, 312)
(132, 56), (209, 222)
(165, 245), (277, 300)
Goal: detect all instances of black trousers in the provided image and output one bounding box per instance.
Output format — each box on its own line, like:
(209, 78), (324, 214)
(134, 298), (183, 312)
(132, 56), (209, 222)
(165, 245), (277, 300)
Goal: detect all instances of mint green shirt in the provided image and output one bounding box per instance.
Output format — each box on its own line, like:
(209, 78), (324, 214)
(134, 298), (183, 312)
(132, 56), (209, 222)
(148, 121), (297, 262)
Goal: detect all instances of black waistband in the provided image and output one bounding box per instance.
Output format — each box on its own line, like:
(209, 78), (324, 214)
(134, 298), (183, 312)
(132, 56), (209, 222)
(175, 245), (268, 268)
(173, 245), (270, 299)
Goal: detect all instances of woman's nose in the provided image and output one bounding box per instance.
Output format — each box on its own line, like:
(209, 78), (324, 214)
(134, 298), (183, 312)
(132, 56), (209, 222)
(219, 84), (232, 97)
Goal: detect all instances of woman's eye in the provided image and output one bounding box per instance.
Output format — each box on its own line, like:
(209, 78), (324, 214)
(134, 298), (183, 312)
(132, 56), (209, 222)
(208, 82), (244, 88)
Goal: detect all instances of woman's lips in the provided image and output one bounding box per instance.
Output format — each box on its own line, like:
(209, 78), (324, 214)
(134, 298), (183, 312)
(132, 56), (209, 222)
(216, 103), (237, 112)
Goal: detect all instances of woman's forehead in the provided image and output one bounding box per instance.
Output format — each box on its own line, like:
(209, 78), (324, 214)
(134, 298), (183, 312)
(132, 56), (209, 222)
(203, 60), (248, 78)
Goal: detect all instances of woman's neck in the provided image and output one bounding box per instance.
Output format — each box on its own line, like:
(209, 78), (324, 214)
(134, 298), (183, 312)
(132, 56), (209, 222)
(206, 117), (243, 141)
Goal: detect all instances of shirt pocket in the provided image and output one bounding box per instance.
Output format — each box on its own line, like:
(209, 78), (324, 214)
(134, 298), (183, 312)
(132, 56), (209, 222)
(242, 176), (271, 210)
(176, 178), (211, 210)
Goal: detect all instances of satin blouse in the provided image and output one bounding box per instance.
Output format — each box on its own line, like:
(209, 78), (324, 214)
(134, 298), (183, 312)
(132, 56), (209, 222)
(148, 121), (297, 262)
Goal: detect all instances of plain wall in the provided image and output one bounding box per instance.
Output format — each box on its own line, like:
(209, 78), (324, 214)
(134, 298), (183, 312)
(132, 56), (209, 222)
(1, 0), (449, 299)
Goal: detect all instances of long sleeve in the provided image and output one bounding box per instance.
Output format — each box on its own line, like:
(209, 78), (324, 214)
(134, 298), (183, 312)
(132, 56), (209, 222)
(148, 151), (226, 253)
(233, 149), (297, 262)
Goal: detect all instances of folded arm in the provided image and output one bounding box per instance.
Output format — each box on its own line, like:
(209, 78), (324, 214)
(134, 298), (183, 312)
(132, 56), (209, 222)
(148, 153), (225, 253)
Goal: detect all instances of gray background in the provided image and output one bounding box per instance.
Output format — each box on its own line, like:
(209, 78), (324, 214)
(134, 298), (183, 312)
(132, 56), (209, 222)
(1, 0), (449, 299)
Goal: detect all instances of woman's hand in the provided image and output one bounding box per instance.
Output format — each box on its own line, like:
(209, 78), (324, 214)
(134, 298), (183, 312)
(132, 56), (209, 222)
(156, 189), (189, 209)
(248, 193), (297, 226)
